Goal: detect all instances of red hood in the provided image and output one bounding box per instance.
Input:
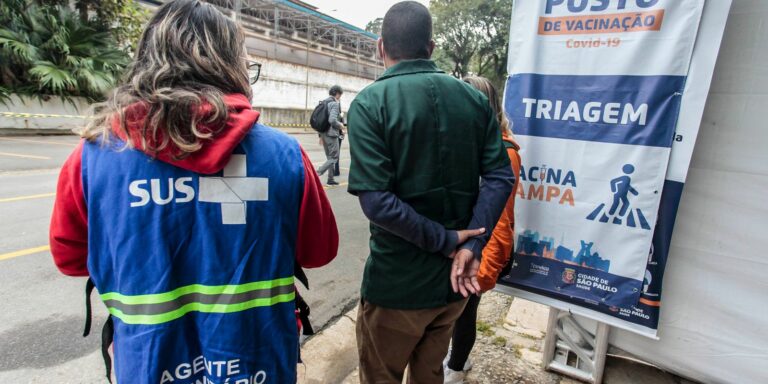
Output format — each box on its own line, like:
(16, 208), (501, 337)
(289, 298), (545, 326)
(112, 94), (260, 175)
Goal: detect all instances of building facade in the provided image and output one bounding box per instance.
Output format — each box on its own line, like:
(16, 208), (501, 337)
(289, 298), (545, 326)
(146, 0), (384, 128)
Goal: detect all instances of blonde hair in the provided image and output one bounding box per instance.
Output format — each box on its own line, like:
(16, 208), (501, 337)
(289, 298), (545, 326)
(463, 76), (512, 137)
(82, 0), (252, 158)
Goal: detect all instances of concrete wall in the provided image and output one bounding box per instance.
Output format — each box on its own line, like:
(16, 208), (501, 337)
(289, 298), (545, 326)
(0, 95), (90, 133)
(243, 33), (382, 81)
(251, 57), (375, 127)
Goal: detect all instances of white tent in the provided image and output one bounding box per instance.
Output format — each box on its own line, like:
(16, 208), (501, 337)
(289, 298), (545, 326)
(609, 1), (768, 382)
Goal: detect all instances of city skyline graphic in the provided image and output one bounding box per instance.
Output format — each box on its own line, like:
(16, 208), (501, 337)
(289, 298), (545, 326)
(515, 229), (611, 272)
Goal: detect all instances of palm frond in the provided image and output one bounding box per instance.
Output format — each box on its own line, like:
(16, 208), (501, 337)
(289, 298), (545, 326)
(0, 29), (39, 63)
(91, 49), (130, 70)
(75, 66), (115, 95)
(1, 1), (140, 102)
(29, 60), (77, 94)
(0, 85), (14, 107)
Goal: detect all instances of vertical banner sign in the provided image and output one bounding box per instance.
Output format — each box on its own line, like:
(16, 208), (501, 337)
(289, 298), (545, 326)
(498, 0), (708, 337)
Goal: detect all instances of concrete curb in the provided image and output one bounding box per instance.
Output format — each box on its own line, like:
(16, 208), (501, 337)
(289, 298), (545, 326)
(298, 305), (359, 384)
(0, 128), (78, 136)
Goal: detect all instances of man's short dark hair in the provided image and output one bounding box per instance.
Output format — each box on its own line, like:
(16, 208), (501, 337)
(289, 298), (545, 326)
(329, 85), (343, 96)
(381, 1), (432, 60)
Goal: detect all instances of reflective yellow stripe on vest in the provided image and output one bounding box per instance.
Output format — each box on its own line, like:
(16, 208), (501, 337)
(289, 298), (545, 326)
(100, 276), (295, 325)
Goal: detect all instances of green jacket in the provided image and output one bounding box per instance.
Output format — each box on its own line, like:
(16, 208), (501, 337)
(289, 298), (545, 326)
(348, 59), (509, 309)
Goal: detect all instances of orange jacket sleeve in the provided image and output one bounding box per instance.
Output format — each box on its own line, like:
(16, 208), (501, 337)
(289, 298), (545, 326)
(477, 139), (521, 292)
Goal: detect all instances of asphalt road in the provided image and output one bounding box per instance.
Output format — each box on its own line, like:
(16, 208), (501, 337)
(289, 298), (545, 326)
(0, 133), (369, 383)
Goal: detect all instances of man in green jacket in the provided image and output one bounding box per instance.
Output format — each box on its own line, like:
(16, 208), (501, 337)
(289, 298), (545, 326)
(347, 2), (515, 382)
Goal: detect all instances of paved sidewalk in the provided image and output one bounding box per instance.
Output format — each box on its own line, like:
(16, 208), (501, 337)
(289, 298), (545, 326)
(298, 307), (359, 384)
(303, 292), (698, 384)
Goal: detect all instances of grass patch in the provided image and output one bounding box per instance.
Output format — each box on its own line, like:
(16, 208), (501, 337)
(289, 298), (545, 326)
(477, 321), (495, 337)
(511, 344), (524, 359)
(492, 336), (507, 347)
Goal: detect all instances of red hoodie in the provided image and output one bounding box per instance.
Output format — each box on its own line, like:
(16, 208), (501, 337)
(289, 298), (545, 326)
(50, 94), (338, 276)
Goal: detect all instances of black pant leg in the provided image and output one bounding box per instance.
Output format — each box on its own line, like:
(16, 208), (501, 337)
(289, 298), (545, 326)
(447, 294), (481, 371)
(334, 138), (342, 176)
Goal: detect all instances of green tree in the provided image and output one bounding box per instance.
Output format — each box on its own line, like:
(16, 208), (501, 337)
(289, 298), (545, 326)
(430, 0), (512, 89)
(40, 0), (149, 50)
(72, 0), (149, 50)
(474, 0), (512, 89)
(0, 0), (133, 103)
(365, 17), (383, 36)
(431, 0), (482, 78)
(431, 47), (455, 75)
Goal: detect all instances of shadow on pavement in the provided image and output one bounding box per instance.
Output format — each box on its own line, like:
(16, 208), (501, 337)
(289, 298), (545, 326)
(0, 314), (103, 371)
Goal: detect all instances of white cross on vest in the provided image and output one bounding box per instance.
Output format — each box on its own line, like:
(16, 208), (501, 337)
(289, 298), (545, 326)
(199, 154), (268, 224)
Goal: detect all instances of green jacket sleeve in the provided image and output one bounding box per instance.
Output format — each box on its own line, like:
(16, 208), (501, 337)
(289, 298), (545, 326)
(347, 99), (394, 194)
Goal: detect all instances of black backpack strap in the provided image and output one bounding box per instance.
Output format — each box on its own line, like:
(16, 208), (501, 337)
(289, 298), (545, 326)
(295, 292), (314, 336)
(101, 315), (114, 383)
(294, 263), (309, 290)
(297, 343), (302, 364)
(82, 278), (115, 383)
(293, 264), (313, 335)
(83, 278), (96, 337)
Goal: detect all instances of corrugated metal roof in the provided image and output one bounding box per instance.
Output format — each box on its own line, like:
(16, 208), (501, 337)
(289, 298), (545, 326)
(275, 0), (378, 40)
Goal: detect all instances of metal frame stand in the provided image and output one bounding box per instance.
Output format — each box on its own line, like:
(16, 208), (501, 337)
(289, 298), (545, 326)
(542, 307), (610, 383)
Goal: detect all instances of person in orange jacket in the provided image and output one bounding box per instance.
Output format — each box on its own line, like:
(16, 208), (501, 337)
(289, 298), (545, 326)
(444, 76), (522, 383)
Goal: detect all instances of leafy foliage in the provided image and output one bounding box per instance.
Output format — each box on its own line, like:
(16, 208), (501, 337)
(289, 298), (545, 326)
(0, 0), (147, 104)
(76, 0), (149, 50)
(430, 0), (512, 90)
(365, 17), (383, 36)
(0, 85), (11, 105)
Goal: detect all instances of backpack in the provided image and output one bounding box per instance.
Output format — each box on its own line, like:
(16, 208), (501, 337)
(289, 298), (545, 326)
(310, 98), (332, 133)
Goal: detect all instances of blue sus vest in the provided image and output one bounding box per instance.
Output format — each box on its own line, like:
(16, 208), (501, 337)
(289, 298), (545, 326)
(82, 124), (303, 383)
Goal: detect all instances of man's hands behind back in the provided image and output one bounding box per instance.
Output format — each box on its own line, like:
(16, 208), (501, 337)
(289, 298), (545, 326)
(449, 228), (484, 298)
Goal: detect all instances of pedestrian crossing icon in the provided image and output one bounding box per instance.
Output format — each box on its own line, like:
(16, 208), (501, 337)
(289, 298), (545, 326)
(586, 164), (651, 230)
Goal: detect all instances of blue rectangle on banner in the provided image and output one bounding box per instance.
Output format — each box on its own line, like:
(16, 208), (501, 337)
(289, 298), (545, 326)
(505, 74), (686, 148)
(505, 254), (644, 308)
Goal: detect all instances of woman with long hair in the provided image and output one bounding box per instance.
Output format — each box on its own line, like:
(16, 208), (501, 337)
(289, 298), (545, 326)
(49, 1), (338, 382)
(444, 76), (523, 383)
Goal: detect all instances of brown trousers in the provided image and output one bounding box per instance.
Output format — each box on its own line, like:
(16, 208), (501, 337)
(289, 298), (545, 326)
(356, 298), (468, 384)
